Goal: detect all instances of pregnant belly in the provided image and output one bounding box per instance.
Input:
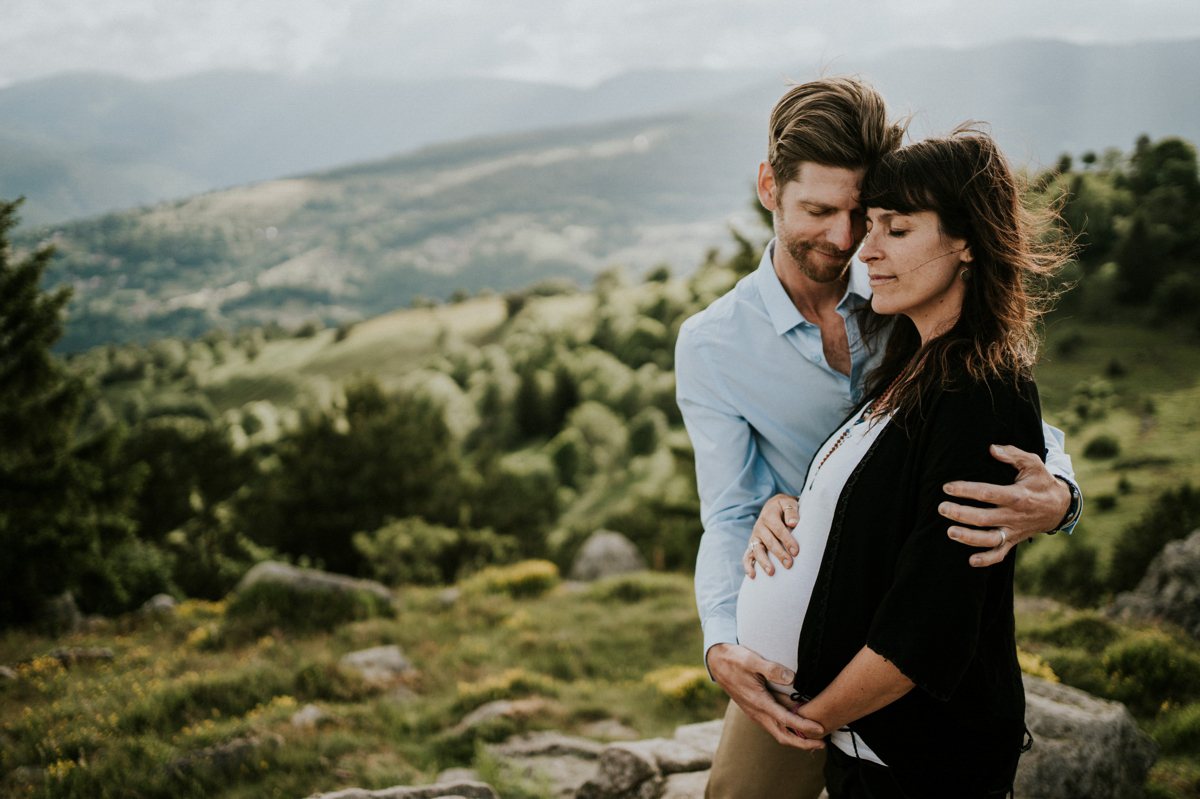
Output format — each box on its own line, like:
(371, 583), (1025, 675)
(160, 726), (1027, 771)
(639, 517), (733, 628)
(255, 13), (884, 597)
(735, 551), (816, 694)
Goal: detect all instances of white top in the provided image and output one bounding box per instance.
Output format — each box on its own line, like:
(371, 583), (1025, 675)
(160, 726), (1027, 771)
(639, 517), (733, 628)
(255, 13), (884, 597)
(735, 404), (892, 766)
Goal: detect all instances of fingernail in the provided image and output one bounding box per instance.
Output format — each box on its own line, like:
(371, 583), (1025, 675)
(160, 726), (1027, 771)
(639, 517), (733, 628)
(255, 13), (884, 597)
(991, 444), (1004, 454)
(971, 557), (982, 566)
(948, 530), (960, 540)
(938, 502), (950, 514)
(788, 519), (798, 526)
(782, 669), (795, 682)
(783, 560), (791, 568)
(943, 483), (955, 495)
(790, 547), (799, 555)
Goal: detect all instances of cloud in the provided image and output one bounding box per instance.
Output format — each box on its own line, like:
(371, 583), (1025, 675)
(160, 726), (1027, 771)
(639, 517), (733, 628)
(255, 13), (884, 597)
(2, 0), (1199, 87)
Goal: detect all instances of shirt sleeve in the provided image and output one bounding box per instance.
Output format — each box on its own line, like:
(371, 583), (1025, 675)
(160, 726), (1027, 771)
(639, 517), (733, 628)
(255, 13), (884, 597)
(675, 318), (780, 670)
(1041, 421), (1082, 534)
(866, 379), (1044, 700)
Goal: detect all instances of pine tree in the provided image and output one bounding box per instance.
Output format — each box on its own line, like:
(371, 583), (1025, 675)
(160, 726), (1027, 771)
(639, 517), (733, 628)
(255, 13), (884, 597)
(0, 199), (139, 625)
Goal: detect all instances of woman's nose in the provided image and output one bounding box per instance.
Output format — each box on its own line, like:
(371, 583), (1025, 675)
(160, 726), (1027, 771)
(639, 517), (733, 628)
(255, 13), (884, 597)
(859, 231), (881, 262)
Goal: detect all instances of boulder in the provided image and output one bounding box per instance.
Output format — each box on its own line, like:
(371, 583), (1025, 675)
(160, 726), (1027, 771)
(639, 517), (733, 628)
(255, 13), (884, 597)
(338, 645), (412, 682)
(0, 665), (16, 681)
(574, 742), (663, 799)
(451, 697), (551, 735)
(661, 770), (710, 799)
(140, 593), (178, 614)
(46, 647), (114, 667)
(234, 561), (393, 603)
(304, 781), (499, 799)
(489, 732), (604, 798)
(579, 719), (639, 741)
(291, 703), (328, 728)
(40, 591), (83, 634)
(569, 531), (647, 581)
(670, 720), (724, 758)
(1015, 675), (1157, 799)
(164, 733), (282, 779)
(1110, 528), (1200, 639)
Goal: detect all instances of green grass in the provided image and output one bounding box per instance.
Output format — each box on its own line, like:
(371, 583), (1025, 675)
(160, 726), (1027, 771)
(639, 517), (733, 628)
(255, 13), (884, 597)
(0, 572), (724, 799)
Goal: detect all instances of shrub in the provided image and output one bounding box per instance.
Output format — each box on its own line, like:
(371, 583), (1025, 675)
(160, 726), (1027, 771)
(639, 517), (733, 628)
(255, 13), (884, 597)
(1032, 540), (1106, 607)
(461, 560), (560, 599)
(1152, 702), (1200, 755)
(1083, 434), (1121, 459)
(453, 668), (559, 713)
(1027, 613), (1121, 653)
(1016, 648), (1059, 683)
(1109, 482), (1200, 592)
(587, 572), (691, 603)
(353, 517), (516, 586)
(222, 582), (394, 640)
(643, 665), (720, 707)
(1093, 493), (1118, 511)
(1099, 629), (1200, 715)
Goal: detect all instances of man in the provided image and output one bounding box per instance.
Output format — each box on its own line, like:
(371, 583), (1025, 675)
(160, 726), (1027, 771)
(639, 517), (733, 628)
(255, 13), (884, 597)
(674, 76), (1081, 799)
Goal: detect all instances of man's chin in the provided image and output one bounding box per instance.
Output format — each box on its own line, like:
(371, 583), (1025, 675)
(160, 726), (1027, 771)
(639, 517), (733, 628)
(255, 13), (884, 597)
(801, 255), (852, 283)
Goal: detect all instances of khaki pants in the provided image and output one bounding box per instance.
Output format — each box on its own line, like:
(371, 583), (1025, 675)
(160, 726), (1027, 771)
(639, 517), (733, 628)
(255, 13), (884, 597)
(705, 699), (827, 799)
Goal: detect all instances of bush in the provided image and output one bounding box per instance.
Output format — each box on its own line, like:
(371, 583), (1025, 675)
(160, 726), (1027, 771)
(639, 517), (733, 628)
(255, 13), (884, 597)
(1083, 434), (1121, 459)
(1034, 541), (1106, 606)
(1027, 613), (1121, 653)
(1099, 629), (1200, 715)
(587, 572), (691, 603)
(222, 582), (394, 640)
(461, 560), (560, 599)
(1109, 482), (1200, 592)
(453, 668), (560, 713)
(1153, 702), (1200, 755)
(643, 665), (720, 708)
(353, 517), (516, 586)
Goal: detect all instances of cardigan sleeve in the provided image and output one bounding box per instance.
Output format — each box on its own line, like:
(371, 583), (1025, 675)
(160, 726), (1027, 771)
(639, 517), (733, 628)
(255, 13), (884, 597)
(865, 378), (1044, 701)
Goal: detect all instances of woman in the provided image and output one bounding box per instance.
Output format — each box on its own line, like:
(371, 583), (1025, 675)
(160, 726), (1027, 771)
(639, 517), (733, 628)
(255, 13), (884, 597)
(734, 128), (1067, 798)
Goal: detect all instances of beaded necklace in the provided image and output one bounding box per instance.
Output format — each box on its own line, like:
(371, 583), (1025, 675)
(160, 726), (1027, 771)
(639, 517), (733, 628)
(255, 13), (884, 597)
(813, 367), (907, 474)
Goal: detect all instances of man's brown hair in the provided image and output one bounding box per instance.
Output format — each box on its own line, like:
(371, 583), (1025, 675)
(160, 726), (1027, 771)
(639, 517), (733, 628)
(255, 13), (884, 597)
(767, 75), (905, 187)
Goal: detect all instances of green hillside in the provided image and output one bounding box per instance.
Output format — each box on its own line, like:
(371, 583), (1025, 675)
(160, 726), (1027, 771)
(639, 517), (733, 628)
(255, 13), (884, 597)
(17, 112), (761, 352)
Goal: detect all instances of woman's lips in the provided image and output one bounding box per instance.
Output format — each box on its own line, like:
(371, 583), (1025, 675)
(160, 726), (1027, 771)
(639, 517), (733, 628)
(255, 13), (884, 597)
(868, 273), (895, 287)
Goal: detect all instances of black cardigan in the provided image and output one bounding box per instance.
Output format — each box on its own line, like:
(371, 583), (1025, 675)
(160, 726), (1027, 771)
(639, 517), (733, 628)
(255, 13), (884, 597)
(793, 374), (1045, 798)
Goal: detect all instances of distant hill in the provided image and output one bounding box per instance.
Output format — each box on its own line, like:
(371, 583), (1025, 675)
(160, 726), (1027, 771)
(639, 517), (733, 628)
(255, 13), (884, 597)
(24, 111), (765, 351)
(3, 38), (1199, 227)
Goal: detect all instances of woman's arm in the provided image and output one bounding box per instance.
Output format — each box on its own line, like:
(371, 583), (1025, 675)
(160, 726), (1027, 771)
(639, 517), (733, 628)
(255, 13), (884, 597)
(792, 646), (915, 735)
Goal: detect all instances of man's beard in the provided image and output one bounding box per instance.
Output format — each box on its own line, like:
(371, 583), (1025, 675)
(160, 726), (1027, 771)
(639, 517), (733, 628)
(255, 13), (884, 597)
(778, 233), (854, 284)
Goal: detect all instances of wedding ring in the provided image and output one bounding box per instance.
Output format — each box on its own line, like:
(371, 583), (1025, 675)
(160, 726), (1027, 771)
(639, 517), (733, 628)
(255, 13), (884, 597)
(998, 530), (1007, 548)
(783, 505), (797, 511)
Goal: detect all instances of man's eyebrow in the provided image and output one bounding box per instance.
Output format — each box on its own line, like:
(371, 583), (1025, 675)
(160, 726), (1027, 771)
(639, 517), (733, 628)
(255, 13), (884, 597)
(800, 201), (836, 211)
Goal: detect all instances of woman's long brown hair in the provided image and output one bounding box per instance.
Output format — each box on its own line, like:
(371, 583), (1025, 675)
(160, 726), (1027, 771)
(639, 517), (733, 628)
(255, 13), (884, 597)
(857, 125), (1073, 422)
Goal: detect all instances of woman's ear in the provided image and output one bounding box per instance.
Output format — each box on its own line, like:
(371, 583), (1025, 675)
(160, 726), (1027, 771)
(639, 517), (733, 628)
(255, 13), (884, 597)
(960, 246), (974, 263)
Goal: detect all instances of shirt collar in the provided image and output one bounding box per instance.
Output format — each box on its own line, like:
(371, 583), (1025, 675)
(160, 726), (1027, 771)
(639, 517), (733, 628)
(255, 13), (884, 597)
(755, 238), (873, 336)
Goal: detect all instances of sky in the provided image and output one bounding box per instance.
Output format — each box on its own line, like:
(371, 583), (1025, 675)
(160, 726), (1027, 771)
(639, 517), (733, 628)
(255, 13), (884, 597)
(4, 0), (1200, 88)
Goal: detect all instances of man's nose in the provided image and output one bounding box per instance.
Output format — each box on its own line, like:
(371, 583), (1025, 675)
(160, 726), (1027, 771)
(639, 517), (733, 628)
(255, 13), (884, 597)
(826, 214), (856, 252)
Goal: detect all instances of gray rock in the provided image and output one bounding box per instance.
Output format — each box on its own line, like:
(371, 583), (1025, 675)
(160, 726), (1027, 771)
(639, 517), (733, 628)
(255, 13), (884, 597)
(40, 591), (83, 634)
(451, 697), (549, 734)
(338, 645), (412, 682)
(569, 530), (647, 581)
(489, 731), (605, 759)
(165, 733), (282, 779)
(1110, 528), (1200, 639)
(575, 742), (663, 799)
(290, 703), (327, 728)
(46, 647), (114, 667)
(436, 768), (481, 784)
(140, 593), (178, 614)
(671, 720), (724, 758)
(662, 770), (710, 799)
(304, 781), (499, 799)
(235, 561), (393, 603)
(578, 719), (639, 741)
(0, 665), (17, 681)
(437, 586), (462, 606)
(1015, 675), (1157, 799)
(624, 738), (710, 775)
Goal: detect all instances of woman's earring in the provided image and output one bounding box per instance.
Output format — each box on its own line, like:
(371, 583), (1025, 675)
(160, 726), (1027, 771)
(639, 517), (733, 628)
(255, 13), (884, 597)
(960, 268), (971, 281)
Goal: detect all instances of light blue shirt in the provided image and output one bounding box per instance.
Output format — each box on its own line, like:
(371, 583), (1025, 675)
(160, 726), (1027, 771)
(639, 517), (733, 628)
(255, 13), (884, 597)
(675, 240), (1076, 665)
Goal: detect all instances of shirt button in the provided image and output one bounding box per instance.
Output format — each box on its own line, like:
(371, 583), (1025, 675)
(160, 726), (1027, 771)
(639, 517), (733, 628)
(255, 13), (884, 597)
(813, 354), (822, 362)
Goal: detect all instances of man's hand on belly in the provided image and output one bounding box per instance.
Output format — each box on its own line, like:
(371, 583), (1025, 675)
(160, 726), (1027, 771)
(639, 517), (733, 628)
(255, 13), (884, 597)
(707, 643), (826, 750)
